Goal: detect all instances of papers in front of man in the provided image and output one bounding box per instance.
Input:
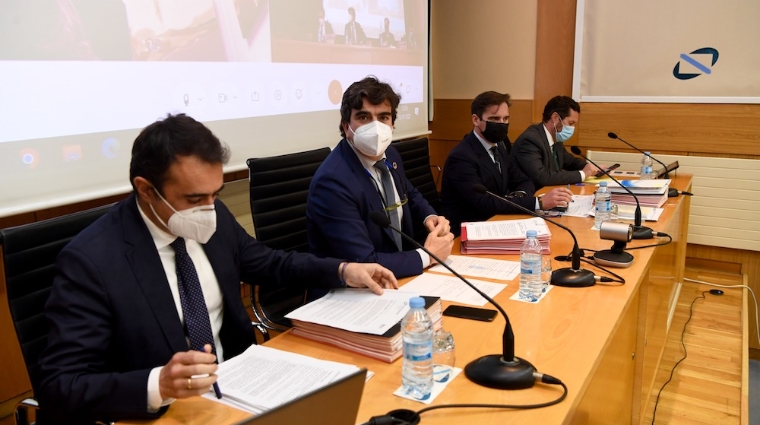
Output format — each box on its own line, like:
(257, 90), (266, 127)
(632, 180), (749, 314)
(287, 289), (442, 363)
(429, 255), (519, 282)
(401, 272), (508, 306)
(603, 179), (671, 195)
(203, 344), (361, 414)
(460, 217), (551, 255)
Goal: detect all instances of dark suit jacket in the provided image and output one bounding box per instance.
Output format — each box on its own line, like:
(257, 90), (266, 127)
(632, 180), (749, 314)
(37, 194), (342, 424)
(343, 20), (366, 44)
(307, 139), (436, 278)
(440, 132), (536, 236)
(511, 123), (588, 188)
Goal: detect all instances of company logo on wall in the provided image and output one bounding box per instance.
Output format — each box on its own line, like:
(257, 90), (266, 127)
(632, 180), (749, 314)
(673, 47), (719, 80)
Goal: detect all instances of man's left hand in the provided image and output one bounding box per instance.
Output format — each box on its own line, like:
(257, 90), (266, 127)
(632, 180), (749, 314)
(343, 263), (398, 295)
(424, 215), (451, 236)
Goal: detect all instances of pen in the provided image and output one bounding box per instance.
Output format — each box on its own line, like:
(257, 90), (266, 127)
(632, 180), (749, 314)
(204, 345), (223, 399)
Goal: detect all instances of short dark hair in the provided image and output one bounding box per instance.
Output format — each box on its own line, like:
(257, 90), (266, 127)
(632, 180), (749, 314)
(129, 113), (230, 193)
(542, 95), (580, 122)
(339, 76), (401, 137)
(348, 7), (355, 18)
(471, 91), (512, 118)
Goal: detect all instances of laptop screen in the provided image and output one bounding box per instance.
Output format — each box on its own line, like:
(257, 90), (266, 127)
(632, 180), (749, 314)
(233, 368), (368, 425)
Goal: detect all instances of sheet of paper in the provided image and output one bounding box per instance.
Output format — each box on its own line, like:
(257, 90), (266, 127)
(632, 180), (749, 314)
(429, 255), (519, 281)
(285, 288), (418, 335)
(561, 194), (595, 217)
(464, 217), (551, 240)
(401, 273), (507, 306)
(202, 345), (360, 414)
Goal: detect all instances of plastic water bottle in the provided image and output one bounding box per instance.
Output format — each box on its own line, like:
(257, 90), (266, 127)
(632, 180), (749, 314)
(640, 152), (654, 180)
(519, 230), (543, 302)
(595, 181), (611, 229)
(401, 297), (433, 399)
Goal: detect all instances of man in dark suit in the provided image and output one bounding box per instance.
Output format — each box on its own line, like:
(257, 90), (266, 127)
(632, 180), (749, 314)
(511, 95), (602, 188)
(343, 7), (366, 45)
(36, 114), (397, 424)
(307, 76), (454, 279)
(440, 91), (573, 236)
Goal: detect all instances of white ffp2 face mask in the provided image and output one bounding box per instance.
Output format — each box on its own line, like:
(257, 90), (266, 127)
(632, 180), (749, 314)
(150, 189), (217, 244)
(349, 121), (393, 157)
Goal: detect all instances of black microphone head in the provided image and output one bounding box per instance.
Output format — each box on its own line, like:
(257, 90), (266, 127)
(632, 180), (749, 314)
(607, 132), (617, 139)
(472, 183), (488, 194)
(369, 210), (391, 228)
(570, 145), (582, 155)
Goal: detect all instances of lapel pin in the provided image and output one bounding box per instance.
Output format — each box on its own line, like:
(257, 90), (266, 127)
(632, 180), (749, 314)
(392, 162), (398, 169)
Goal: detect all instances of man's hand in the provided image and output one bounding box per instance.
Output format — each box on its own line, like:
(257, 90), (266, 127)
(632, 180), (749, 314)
(423, 222), (455, 265)
(424, 215), (451, 236)
(343, 263), (398, 294)
(159, 345), (218, 400)
(583, 162), (602, 178)
(540, 187), (574, 210)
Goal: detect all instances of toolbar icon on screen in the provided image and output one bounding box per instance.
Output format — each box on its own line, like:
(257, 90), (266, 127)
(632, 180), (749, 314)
(63, 145), (82, 162)
(20, 148), (39, 170)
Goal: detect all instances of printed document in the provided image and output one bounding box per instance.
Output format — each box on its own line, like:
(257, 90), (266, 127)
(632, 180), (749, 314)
(464, 218), (551, 240)
(285, 288), (418, 335)
(401, 273), (507, 306)
(430, 255), (519, 281)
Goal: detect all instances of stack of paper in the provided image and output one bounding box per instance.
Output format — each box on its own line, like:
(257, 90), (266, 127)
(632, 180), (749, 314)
(286, 289), (442, 363)
(603, 179), (671, 208)
(460, 218), (551, 255)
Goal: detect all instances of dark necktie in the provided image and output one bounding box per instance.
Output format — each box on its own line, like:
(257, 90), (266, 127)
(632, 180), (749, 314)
(170, 237), (216, 355)
(552, 144), (561, 171)
(490, 146), (502, 174)
(373, 161), (403, 250)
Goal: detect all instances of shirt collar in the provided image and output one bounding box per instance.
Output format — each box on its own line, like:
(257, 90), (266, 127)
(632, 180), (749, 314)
(136, 197), (177, 250)
(542, 123), (556, 148)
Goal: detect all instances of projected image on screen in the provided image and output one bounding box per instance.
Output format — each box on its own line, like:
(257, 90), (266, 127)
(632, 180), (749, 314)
(0, 0), (429, 217)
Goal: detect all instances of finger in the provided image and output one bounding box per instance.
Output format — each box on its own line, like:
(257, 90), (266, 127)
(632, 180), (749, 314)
(365, 280), (384, 295)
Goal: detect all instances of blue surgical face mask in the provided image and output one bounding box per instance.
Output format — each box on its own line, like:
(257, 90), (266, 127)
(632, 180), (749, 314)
(554, 118), (575, 142)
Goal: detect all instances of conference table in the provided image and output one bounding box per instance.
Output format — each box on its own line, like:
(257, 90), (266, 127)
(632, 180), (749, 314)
(124, 175), (692, 425)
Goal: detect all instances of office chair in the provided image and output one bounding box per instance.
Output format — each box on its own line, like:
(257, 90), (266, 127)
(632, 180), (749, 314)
(391, 137), (441, 243)
(246, 147), (331, 338)
(0, 204), (112, 425)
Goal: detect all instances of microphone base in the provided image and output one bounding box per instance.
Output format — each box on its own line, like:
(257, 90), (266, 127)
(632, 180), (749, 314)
(593, 250), (634, 268)
(464, 355), (536, 390)
(668, 188), (679, 198)
(551, 267), (596, 287)
(632, 225), (654, 239)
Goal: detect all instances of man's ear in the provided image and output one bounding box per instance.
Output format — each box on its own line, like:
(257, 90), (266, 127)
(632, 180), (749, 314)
(471, 114), (480, 127)
(133, 176), (155, 203)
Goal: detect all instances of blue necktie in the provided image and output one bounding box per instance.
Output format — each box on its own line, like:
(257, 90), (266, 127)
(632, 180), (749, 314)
(374, 161), (403, 251)
(170, 237), (216, 356)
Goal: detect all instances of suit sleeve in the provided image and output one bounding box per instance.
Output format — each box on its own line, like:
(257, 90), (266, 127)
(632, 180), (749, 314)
(444, 148), (537, 216)
(512, 133), (583, 187)
(307, 170), (423, 278)
(38, 249), (164, 422)
(558, 144), (588, 171)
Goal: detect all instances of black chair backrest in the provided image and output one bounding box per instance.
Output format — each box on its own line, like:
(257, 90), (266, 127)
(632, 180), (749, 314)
(247, 147), (331, 252)
(391, 137), (440, 242)
(0, 204), (112, 394)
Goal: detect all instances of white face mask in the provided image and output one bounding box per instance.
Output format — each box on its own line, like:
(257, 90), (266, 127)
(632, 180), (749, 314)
(349, 121), (393, 157)
(149, 189), (217, 244)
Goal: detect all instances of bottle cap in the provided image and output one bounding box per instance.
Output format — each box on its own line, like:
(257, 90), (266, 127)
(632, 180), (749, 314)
(600, 181), (607, 187)
(526, 229), (537, 238)
(409, 297), (425, 308)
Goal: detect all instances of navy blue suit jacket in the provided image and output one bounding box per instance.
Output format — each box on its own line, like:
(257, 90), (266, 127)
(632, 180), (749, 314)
(38, 194), (342, 424)
(440, 132), (536, 236)
(307, 139), (436, 278)
(511, 123), (588, 188)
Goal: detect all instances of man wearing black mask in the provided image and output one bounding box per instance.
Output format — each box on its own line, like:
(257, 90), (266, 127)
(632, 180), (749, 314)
(439, 91), (572, 236)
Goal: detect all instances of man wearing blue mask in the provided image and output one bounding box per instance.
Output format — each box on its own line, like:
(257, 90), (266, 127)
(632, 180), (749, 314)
(37, 114), (397, 424)
(307, 76), (454, 279)
(511, 95), (602, 188)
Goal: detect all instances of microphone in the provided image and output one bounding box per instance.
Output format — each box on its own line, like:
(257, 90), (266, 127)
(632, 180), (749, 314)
(369, 211), (535, 390)
(607, 132), (679, 197)
(471, 184), (596, 287)
(571, 146), (655, 240)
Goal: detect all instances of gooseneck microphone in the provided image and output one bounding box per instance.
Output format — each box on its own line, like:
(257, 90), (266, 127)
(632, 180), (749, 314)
(571, 146), (655, 240)
(607, 132), (680, 197)
(472, 184), (596, 288)
(369, 211), (536, 390)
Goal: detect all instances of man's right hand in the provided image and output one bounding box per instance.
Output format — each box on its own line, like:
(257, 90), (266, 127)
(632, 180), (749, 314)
(158, 346), (218, 399)
(423, 222), (454, 265)
(540, 187), (574, 210)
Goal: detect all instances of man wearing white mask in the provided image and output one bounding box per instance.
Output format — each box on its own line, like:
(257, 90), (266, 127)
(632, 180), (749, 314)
(37, 113), (398, 423)
(307, 76), (454, 279)
(511, 95), (602, 188)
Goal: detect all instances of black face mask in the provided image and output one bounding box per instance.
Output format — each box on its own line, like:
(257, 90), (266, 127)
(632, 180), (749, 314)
(481, 121), (509, 143)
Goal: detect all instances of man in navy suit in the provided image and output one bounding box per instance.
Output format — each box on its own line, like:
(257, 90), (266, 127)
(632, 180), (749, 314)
(37, 114), (397, 424)
(511, 96), (602, 188)
(307, 76), (454, 279)
(440, 91), (573, 236)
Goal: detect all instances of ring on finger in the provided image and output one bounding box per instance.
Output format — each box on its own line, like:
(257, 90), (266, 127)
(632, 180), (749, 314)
(187, 378), (192, 390)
